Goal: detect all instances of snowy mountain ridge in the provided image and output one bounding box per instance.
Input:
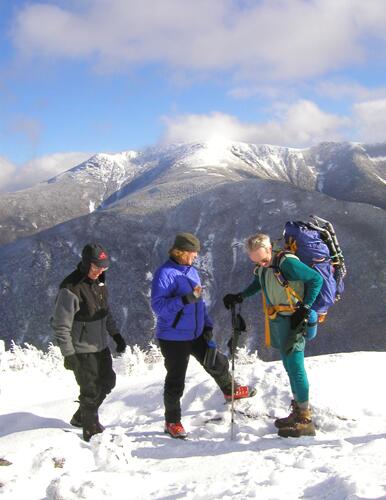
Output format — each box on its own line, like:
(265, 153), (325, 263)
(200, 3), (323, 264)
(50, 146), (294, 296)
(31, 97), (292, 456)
(46, 140), (318, 191)
(0, 140), (385, 247)
(43, 139), (386, 211)
(49, 150), (139, 185)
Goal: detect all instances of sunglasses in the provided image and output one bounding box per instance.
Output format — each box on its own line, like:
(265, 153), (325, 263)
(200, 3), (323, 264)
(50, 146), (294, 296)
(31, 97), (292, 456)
(90, 263), (109, 271)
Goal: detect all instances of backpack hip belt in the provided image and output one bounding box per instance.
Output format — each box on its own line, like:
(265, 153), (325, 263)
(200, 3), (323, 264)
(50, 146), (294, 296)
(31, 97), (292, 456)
(262, 292), (299, 347)
(266, 303), (296, 320)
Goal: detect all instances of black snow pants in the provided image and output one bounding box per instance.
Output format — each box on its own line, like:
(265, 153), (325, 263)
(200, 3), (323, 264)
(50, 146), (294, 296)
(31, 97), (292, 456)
(73, 347), (116, 413)
(159, 334), (232, 423)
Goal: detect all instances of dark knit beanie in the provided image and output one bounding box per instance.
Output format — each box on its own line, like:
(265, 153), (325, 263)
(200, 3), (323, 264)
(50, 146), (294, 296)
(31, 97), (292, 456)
(172, 233), (201, 252)
(82, 243), (110, 269)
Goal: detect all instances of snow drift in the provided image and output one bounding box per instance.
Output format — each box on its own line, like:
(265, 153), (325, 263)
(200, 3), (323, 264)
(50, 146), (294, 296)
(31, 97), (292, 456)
(1, 341), (386, 499)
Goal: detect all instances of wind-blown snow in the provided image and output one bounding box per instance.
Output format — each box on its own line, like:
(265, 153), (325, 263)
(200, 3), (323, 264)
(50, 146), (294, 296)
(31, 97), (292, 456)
(1, 343), (386, 499)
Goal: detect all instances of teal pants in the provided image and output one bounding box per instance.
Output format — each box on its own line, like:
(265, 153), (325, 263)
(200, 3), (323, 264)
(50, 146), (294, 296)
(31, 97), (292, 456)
(269, 316), (309, 403)
(280, 350), (309, 403)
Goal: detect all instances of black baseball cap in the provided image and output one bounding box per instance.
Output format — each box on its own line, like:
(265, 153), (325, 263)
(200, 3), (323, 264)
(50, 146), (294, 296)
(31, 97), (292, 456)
(82, 243), (110, 269)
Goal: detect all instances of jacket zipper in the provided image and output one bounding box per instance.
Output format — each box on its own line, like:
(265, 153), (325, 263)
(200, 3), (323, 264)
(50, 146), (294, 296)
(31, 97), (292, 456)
(172, 310), (184, 328)
(193, 302), (198, 338)
(188, 281), (199, 338)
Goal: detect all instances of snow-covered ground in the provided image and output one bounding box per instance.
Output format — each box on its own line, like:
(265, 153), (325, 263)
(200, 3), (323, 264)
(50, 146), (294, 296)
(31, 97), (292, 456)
(1, 343), (386, 500)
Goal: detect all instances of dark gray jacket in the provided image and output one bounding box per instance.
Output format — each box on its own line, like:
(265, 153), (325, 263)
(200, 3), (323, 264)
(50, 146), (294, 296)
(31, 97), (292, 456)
(51, 266), (119, 357)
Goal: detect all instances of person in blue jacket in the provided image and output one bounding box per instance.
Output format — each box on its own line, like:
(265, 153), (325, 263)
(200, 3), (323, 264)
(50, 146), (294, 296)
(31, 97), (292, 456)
(151, 232), (253, 439)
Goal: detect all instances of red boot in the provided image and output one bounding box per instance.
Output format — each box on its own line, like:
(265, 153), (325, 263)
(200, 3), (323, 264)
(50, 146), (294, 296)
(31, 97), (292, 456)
(164, 422), (187, 439)
(224, 385), (256, 401)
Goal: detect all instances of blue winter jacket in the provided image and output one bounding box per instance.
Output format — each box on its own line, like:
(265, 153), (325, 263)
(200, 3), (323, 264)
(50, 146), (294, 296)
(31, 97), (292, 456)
(151, 259), (213, 341)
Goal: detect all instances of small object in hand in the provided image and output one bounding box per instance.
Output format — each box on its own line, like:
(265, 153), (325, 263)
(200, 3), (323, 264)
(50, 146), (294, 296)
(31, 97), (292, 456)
(183, 286), (203, 304)
(193, 285), (202, 298)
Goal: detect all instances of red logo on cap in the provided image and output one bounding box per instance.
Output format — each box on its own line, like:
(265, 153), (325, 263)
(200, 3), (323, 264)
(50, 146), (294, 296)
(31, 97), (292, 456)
(99, 251), (108, 259)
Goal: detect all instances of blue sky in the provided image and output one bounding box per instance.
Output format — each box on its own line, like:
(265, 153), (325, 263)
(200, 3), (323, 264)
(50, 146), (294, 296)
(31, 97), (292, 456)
(1, 0), (386, 191)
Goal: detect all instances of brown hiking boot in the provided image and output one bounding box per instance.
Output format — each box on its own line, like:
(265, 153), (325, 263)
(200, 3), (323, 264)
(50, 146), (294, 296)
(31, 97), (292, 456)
(274, 400), (299, 429)
(278, 407), (316, 438)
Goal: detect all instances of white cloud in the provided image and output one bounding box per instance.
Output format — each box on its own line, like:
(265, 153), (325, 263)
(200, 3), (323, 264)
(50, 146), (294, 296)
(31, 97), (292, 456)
(353, 99), (386, 143)
(162, 112), (259, 144)
(0, 152), (92, 193)
(316, 81), (386, 101)
(162, 101), (349, 147)
(11, 0), (386, 81)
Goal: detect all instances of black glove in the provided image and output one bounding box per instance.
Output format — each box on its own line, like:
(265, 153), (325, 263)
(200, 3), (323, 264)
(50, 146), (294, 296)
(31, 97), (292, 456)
(290, 305), (310, 330)
(223, 293), (243, 310)
(182, 292), (200, 304)
(202, 327), (213, 342)
(113, 333), (127, 353)
(64, 354), (80, 371)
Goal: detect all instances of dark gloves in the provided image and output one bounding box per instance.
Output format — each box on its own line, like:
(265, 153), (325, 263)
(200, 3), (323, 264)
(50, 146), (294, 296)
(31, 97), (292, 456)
(223, 293), (243, 309)
(182, 292), (200, 304)
(64, 354), (80, 371)
(290, 305), (310, 330)
(113, 333), (127, 353)
(202, 327), (213, 342)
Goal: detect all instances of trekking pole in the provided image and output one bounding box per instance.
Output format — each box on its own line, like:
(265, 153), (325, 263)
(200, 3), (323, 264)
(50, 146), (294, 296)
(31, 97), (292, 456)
(230, 303), (236, 440)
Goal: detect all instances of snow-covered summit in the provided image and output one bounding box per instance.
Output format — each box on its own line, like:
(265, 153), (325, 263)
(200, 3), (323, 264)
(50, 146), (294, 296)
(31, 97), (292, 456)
(48, 150), (139, 187)
(38, 140), (386, 212)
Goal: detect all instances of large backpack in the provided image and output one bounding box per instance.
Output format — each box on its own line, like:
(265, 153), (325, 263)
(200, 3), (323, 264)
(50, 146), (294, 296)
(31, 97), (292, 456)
(273, 215), (346, 322)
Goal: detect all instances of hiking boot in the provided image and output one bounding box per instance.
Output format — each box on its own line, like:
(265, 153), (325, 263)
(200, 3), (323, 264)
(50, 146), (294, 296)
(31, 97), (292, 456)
(70, 407), (83, 428)
(70, 406), (105, 432)
(278, 407), (316, 438)
(164, 422), (187, 439)
(274, 400), (299, 429)
(82, 408), (104, 442)
(83, 422), (104, 442)
(224, 385), (256, 402)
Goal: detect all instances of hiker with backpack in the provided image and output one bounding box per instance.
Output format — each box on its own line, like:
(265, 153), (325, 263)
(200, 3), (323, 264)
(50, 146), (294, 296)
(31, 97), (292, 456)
(223, 233), (323, 437)
(151, 232), (254, 439)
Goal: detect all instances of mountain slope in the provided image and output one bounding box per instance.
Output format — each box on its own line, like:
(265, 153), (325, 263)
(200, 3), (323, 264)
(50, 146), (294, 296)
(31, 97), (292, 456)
(0, 151), (140, 246)
(1, 141), (384, 247)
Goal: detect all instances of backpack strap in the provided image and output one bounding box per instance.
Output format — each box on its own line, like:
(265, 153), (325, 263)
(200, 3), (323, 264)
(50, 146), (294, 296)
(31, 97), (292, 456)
(260, 251), (302, 347)
(270, 251), (303, 306)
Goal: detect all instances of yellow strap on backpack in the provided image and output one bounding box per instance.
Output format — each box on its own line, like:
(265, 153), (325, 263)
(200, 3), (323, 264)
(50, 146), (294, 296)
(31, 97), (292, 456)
(262, 293), (271, 347)
(262, 292), (299, 347)
(284, 285), (301, 309)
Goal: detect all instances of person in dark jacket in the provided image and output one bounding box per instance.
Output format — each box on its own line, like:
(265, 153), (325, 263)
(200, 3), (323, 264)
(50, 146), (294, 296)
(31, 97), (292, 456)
(51, 243), (126, 441)
(151, 232), (253, 439)
(223, 233), (323, 438)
